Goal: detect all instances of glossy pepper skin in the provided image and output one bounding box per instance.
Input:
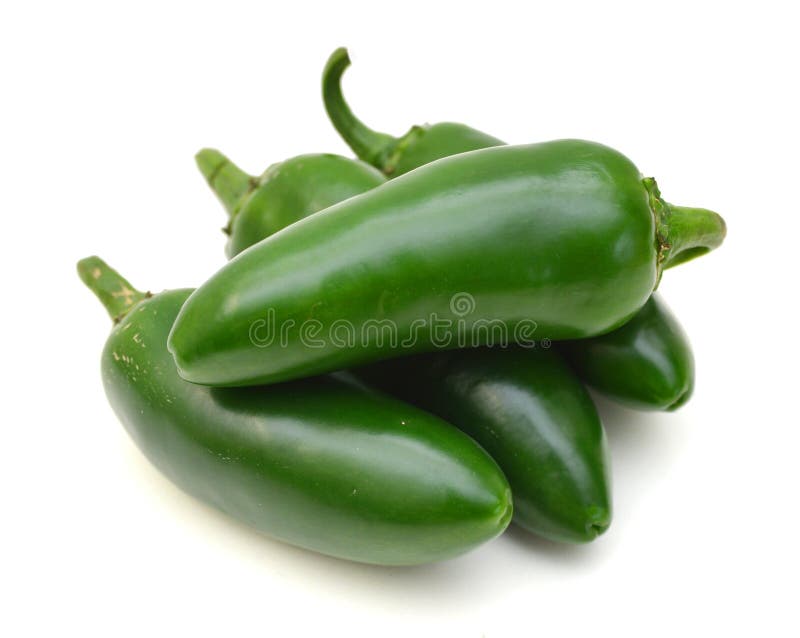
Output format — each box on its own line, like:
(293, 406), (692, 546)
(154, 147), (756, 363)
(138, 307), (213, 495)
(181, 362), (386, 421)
(323, 48), (698, 411)
(322, 49), (694, 410)
(323, 48), (504, 176)
(562, 294), (695, 410)
(195, 148), (385, 258)
(210, 170), (612, 543)
(78, 257), (512, 566)
(169, 140), (726, 387)
(358, 348), (611, 543)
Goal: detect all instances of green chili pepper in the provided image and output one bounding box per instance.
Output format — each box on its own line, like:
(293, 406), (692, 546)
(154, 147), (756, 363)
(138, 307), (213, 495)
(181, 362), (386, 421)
(323, 47), (504, 176)
(562, 294), (694, 410)
(196, 148), (385, 257)
(202, 161), (612, 542)
(169, 140), (725, 387)
(358, 348), (611, 543)
(324, 48), (699, 411)
(79, 256), (512, 565)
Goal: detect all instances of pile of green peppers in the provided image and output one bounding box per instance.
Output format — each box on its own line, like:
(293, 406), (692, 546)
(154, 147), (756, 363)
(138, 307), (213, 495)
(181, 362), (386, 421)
(80, 48), (726, 565)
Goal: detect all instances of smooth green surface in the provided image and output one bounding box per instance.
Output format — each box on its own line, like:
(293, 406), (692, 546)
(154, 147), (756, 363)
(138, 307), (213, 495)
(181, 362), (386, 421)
(321, 47), (709, 412)
(170, 140), (723, 387)
(321, 51), (703, 410)
(387, 122), (506, 177)
(322, 47), (503, 176)
(213, 175), (613, 543)
(80, 257), (512, 566)
(358, 348), (612, 543)
(196, 149), (385, 257)
(562, 294), (695, 410)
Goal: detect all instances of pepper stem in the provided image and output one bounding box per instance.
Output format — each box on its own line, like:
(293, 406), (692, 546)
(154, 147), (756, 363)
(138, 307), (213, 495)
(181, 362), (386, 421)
(644, 177), (727, 272)
(661, 204), (727, 269)
(195, 148), (254, 216)
(77, 256), (149, 322)
(322, 47), (397, 170)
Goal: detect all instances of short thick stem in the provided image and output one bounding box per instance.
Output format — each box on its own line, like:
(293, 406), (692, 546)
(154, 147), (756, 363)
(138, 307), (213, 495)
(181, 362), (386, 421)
(662, 204), (727, 269)
(77, 256), (149, 322)
(195, 148), (254, 216)
(322, 47), (397, 170)
(645, 177), (727, 273)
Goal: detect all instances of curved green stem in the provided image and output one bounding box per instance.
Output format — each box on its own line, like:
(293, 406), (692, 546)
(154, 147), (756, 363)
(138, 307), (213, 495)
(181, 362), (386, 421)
(644, 177), (727, 273)
(77, 256), (149, 322)
(322, 47), (397, 170)
(195, 148), (254, 217)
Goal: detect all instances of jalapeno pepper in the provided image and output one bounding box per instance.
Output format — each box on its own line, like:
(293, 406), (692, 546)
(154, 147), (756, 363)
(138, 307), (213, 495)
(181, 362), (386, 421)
(201, 165), (612, 542)
(358, 348), (611, 543)
(169, 140), (725, 387)
(322, 47), (504, 176)
(562, 294), (695, 410)
(196, 148), (385, 257)
(79, 257), (512, 565)
(323, 48), (699, 411)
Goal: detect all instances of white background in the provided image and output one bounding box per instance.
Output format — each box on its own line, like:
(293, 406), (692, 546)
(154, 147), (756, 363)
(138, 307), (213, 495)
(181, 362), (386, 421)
(2, 1), (798, 636)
